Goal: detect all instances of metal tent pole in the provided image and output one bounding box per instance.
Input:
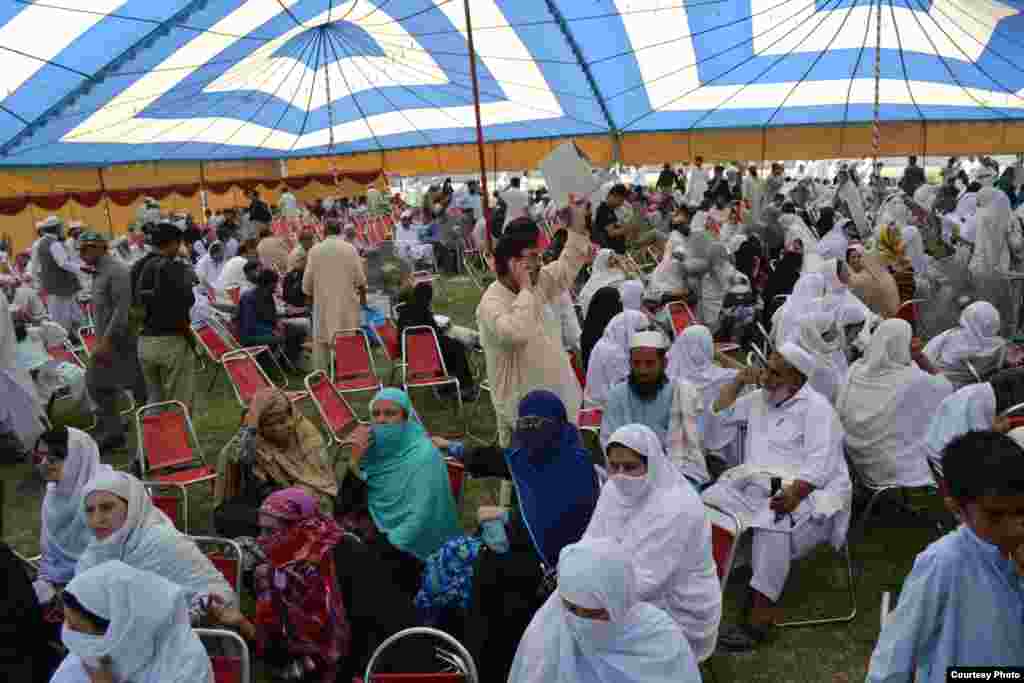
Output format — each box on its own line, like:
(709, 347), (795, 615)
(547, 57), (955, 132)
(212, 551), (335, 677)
(463, 0), (492, 254)
(871, 0), (883, 217)
(97, 168), (114, 237)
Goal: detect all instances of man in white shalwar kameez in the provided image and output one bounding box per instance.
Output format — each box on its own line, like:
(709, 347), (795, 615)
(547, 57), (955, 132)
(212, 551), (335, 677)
(476, 207), (590, 447)
(703, 344), (851, 651)
(685, 157), (709, 207)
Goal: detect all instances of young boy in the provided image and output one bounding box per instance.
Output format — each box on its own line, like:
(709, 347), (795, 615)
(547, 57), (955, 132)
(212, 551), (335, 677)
(867, 430), (1024, 682)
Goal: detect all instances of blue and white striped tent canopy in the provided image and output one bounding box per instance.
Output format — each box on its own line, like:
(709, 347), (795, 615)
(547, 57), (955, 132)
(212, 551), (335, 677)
(1, 0), (1022, 166)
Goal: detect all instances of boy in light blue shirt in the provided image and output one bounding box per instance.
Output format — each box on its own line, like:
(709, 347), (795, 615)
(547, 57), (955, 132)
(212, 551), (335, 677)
(867, 430), (1024, 682)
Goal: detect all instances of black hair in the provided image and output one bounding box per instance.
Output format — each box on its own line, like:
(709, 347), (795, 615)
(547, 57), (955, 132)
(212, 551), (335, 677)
(63, 591), (111, 633)
(325, 220), (342, 236)
(13, 318), (27, 343)
(510, 177), (521, 188)
(33, 425), (70, 460)
(967, 181), (982, 193)
(493, 219), (540, 277)
(256, 268), (278, 288)
(608, 184), (628, 198)
(606, 441), (649, 465)
(943, 431), (1024, 502)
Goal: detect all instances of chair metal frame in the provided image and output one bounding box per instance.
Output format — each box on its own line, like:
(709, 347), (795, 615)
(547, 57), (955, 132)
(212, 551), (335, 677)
(401, 325), (463, 425)
(330, 328), (383, 399)
(191, 318), (274, 392)
(304, 369), (363, 447)
(776, 541), (858, 628)
(134, 400), (217, 488)
(364, 627), (479, 683)
(194, 627), (252, 683)
(143, 480), (190, 534)
(189, 536), (244, 596)
(77, 324), (97, 356)
(704, 502), (743, 590)
(220, 348), (309, 409)
(880, 591), (893, 631)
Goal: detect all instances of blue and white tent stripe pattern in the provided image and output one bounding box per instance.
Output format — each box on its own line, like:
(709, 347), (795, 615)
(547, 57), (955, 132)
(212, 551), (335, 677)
(0, 0), (1021, 165)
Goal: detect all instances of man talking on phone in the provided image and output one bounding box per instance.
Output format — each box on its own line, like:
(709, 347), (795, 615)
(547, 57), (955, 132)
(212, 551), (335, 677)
(701, 343), (852, 652)
(476, 202), (592, 447)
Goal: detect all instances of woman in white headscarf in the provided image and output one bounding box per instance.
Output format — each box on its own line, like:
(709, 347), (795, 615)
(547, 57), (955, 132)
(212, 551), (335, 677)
(970, 187), (1015, 332)
(508, 538), (702, 683)
(77, 471), (236, 611)
(52, 561), (212, 683)
(578, 250), (627, 319)
(922, 301), (1007, 388)
(0, 292), (45, 457)
(700, 242), (740, 333)
(37, 427), (110, 586)
(771, 272), (826, 348)
(584, 425), (722, 662)
(584, 310), (649, 408)
(667, 325), (741, 463)
(619, 279), (645, 312)
(795, 310), (847, 404)
(837, 319), (953, 487)
(780, 214), (821, 275)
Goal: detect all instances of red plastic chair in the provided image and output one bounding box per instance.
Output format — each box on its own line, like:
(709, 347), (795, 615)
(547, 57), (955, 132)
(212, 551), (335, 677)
(896, 298), (927, 326)
(143, 481), (189, 534)
(704, 502), (743, 586)
(190, 536), (243, 595)
(402, 325), (462, 413)
(446, 459), (466, 506)
(577, 407), (603, 435)
(332, 329), (383, 398)
(569, 351), (586, 390)
(374, 319), (405, 383)
(195, 628), (250, 683)
(78, 325), (97, 357)
(666, 300), (695, 336)
(135, 401), (217, 490)
(46, 344), (84, 368)
(225, 285), (241, 305)
(305, 370), (361, 446)
(359, 627), (477, 683)
(221, 349), (308, 409)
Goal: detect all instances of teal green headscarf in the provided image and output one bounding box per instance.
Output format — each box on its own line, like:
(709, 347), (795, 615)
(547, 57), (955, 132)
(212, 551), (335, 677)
(360, 388), (462, 560)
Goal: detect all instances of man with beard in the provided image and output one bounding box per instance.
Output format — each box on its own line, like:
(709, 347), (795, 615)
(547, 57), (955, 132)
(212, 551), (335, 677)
(702, 344), (851, 652)
(476, 208), (590, 447)
(599, 330), (707, 486)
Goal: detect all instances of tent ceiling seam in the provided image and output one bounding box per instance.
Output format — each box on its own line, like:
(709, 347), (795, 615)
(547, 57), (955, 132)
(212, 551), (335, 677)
(541, 0), (618, 136)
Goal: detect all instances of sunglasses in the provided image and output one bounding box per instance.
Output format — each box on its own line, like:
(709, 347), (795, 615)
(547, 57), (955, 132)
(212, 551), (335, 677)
(515, 416), (554, 432)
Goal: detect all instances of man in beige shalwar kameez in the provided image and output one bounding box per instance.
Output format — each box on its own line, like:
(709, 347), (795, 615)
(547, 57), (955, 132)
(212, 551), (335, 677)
(302, 221), (367, 372)
(476, 207), (591, 446)
(257, 228), (291, 274)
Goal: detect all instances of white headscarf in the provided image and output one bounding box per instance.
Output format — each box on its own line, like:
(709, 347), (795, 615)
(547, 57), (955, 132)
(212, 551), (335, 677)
(586, 424), (722, 662)
(80, 472), (171, 559)
(667, 325), (735, 391)
(772, 272), (826, 347)
(58, 561), (212, 683)
(508, 538), (701, 683)
(619, 280), (644, 312)
(923, 300), (1005, 366)
(579, 249), (626, 318)
(77, 472), (237, 607)
(837, 320), (953, 486)
(39, 429), (111, 584)
(584, 311), (649, 407)
(900, 225), (928, 275)
(970, 187), (1013, 274)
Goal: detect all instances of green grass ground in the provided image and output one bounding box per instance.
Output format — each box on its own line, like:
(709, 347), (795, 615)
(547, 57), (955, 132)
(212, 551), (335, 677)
(1, 275), (946, 683)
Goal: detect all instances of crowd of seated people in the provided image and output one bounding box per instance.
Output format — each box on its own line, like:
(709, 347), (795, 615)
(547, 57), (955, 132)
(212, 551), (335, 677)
(5, 161), (1024, 682)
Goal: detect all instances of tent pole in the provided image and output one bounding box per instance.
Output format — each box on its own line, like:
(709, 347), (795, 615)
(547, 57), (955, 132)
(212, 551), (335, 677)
(463, 0), (492, 255)
(871, 0), (883, 217)
(97, 168), (114, 238)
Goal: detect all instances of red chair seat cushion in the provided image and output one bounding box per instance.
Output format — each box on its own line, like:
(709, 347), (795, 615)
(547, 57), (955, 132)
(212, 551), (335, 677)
(335, 373), (381, 391)
(153, 466), (216, 485)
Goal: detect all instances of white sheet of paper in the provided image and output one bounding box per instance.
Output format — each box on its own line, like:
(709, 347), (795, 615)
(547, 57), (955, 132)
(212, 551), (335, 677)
(540, 142), (598, 209)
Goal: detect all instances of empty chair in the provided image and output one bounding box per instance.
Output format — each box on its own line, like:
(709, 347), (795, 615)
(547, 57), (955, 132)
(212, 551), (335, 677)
(135, 401), (217, 493)
(332, 329), (383, 398)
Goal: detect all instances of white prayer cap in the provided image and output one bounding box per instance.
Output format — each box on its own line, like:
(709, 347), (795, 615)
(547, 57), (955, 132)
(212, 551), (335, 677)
(36, 215), (62, 231)
(630, 330), (669, 351)
(778, 342), (816, 379)
(1009, 427), (1024, 451)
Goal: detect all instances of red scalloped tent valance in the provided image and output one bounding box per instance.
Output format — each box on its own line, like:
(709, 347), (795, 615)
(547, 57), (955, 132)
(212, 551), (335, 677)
(0, 170), (383, 216)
